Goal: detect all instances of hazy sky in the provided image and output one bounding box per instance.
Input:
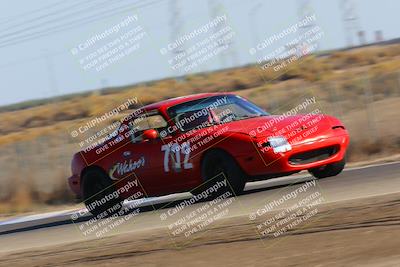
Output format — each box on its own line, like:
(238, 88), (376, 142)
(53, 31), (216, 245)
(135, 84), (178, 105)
(0, 0), (398, 106)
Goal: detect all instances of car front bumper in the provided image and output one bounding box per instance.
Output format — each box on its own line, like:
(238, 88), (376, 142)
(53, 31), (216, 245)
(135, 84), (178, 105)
(237, 133), (349, 177)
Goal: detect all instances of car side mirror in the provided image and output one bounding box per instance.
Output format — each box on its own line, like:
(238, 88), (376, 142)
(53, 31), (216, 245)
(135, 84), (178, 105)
(142, 129), (158, 140)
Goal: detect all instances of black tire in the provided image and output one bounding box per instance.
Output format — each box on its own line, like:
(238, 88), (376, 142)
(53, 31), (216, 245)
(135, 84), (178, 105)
(194, 150), (246, 199)
(308, 157), (346, 179)
(82, 169), (122, 217)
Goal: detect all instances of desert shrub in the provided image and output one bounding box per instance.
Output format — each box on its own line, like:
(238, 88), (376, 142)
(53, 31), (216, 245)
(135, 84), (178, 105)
(370, 72), (399, 96)
(230, 79), (249, 91)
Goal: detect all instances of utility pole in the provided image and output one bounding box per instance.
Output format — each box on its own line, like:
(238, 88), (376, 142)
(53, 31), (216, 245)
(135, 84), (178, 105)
(43, 50), (59, 98)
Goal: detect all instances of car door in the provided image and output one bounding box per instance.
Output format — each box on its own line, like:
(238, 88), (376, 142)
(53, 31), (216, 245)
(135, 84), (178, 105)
(107, 110), (198, 197)
(123, 112), (171, 196)
(132, 111), (198, 195)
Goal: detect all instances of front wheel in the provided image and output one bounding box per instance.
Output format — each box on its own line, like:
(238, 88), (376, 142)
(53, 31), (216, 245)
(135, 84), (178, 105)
(193, 150), (246, 199)
(308, 157), (346, 179)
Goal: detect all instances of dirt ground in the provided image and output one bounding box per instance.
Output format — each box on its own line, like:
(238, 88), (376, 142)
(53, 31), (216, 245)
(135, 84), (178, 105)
(1, 191), (400, 267)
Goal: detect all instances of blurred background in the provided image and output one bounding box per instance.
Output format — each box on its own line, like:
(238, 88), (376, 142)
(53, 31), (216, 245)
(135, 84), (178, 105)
(0, 0), (399, 216)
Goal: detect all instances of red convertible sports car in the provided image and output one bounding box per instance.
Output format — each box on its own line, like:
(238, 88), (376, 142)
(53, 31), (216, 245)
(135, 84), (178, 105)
(68, 93), (349, 216)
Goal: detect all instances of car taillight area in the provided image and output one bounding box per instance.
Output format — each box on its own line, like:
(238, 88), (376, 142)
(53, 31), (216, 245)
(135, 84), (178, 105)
(68, 174), (81, 198)
(288, 145), (340, 165)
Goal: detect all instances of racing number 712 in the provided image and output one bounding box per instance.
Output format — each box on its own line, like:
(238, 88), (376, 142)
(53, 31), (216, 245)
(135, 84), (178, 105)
(161, 142), (193, 172)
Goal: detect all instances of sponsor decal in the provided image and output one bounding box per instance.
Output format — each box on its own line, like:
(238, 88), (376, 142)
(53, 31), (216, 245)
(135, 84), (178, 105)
(109, 156), (145, 180)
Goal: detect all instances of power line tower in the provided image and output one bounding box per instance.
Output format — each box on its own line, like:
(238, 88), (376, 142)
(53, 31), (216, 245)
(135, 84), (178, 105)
(208, 0), (238, 70)
(169, 0), (187, 78)
(296, 0), (319, 56)
(340, 0), (361, 47)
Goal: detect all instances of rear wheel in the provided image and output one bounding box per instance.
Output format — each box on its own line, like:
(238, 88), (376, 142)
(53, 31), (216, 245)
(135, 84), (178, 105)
(193, 150), (246, 199)
(82, 169), (122, 217)
(308, 157), (346, 179)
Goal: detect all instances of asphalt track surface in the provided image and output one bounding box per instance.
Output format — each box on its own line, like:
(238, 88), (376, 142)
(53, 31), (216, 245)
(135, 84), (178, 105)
(0, 162), (399, 254)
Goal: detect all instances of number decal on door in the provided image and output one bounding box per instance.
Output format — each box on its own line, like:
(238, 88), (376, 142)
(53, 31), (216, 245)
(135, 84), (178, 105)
(161, 142), (193, 172)
(181, 142), (193, 170)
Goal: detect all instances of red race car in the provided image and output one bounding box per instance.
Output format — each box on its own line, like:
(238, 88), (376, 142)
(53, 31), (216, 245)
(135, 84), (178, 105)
(68, 93), (349, 215)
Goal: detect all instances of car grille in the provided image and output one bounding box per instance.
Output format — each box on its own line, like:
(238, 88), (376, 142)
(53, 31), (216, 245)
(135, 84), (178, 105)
(289, 145), (339, 165)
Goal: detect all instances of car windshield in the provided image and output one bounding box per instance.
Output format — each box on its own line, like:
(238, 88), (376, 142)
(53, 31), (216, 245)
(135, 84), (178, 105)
(168, 95), (269, 131)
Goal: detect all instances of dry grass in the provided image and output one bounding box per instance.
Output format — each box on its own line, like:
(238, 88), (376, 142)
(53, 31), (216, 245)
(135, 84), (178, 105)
(0, 173), (76, 215)
(0, 43), (400, 214)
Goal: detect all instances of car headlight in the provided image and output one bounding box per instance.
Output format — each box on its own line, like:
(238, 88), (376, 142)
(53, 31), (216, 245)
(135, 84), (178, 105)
(268, 136), (292, 153)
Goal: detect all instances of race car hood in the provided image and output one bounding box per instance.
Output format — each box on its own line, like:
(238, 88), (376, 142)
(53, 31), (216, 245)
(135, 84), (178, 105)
(223, 114), (342, 144)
